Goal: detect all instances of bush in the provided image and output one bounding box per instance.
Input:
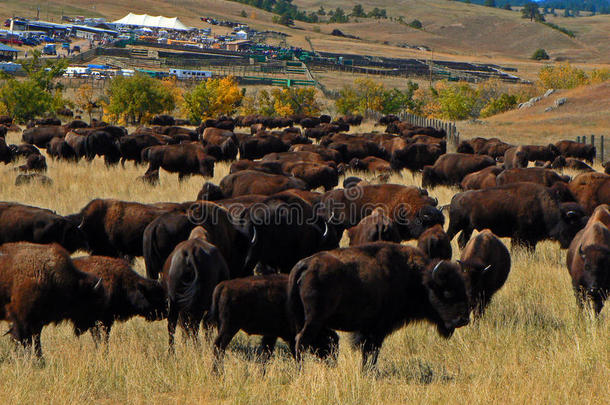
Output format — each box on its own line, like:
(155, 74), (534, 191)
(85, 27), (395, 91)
(590, 68), (610, 84)
(409, 19), (423, 29)
(183, 76), (243, 124)
(532, 48), (550, 60)
(105, 73), (177, 125)
(480, 93), (518, 117)
(241, 87), (320, 117)
(335, 78), (418, 115)
(538, 63), (589, 89)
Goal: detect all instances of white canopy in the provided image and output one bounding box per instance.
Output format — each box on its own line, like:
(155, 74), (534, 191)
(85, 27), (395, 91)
(112, 13), (191, 31)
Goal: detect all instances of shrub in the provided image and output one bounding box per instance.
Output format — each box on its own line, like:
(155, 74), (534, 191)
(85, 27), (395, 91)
(532, 48), (550, 60)
(335, 78), (418, 115)
(538, 63), (589, 89)
(409, 19), (423, 29)
(183, 76), (243, 124)
(480, 93), (518, 117)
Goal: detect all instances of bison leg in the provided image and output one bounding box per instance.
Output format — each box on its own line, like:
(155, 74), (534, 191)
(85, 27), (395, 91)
(213, 324), (238, 374)
(257, 336), (277, 364)
(457, 228), (473, 249)
(167, 303), (179, 354)
(359, 334), (383, 372)
(295, 321), (323, 363)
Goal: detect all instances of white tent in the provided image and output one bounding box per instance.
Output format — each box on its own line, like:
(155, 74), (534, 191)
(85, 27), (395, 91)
(112, 13), (191, 31)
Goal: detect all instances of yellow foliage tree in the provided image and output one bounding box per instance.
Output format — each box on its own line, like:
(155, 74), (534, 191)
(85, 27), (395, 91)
(75, 83), (100, 123)
(538, 63), (589, 90)
(183, 76), (243, 123)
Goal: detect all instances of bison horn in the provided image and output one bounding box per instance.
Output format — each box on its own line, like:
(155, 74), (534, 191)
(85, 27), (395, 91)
(432, 261), (443, 281)
(93, 278), (103, 292)
(565, 211), (578, 219)
(250, 226), (258, 245)
(431, 197), (438, 206)
(483, 265), (492, 273)
(322, 221), (329, 239)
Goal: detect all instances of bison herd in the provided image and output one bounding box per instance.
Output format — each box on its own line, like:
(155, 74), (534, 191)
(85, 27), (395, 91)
(0, 112), (608, 371)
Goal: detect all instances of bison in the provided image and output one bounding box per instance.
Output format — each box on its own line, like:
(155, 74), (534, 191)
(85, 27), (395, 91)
(208, 274), (339, 368)
(417, 224), (452, 260)
(163, 228), (230, 350)
(555, 140), (596, 163)
(347, 208), (401, 246)
(495, 167), (570, 187)
(566, 205), (610, 314)
(459, 230), (511, 318)
(142, 143), (215, 181)
(567, 172), (610, 215)
(460, 166), (503, 190)
(288, 243), (470, 369)
(422, 153), (496, 188)
(0, 243), (105, 359)
(447, 182), (587, 250)
(72, 256), (167, 344)
(0, 202), (87, 252)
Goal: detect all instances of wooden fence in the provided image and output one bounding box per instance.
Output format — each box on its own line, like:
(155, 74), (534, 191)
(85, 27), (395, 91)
(575, 135), (606, 163)
(398, 112), (460, 147)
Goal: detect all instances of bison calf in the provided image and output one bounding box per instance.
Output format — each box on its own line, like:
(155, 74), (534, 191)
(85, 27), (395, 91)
(208, 274), (339, 369)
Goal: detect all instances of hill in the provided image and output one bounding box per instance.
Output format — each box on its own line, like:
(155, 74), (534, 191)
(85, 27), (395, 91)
(458, 81), (610, 145)
(2, 0), (609, 63)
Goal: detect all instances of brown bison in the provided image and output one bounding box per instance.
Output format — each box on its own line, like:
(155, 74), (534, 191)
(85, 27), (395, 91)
(288, 243), (470, 369)
(555, 140), (596, 163)
(0, 243), (105, 359)
(460, 166), (503, 190)
(391, 142), (444, 172)
(347, 208), (401, 246)
(279, 161), (338, 191)
(322, 183), (444, 240)
(503, 146), (528, 169)
(0, 202), (86, 252)
(229, 159), (284, 175)
(289, 143), (342, 163)
(550, 156), (595, 172)
(74, 199), (181, 258)
(163, 228), (230, 350)
(72, 256), (167, 343)
(417, 224), (452, 260)
(16, 154), (47, 172)
(349, 156), (393, 173)
(568, 172), (610, 215)
(566, 205), (610, 314)
(143, 143), (215, 181)
(239, 133), (289, 160)
(47, 137), (77, 161)
(208, 274), (339, 368)
(447, 182), (587, 250)
(118, 133), (167, 166)
(143, 202), (254, 280)
(459, 230), (511, 318)
(22, 125), (67, 147)
(217, 170), (308, 197)
(495, 167), (570, 187)
(422, 153), (496, 188)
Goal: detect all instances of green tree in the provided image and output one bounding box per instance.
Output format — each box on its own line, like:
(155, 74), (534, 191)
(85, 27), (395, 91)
(240, 10), (248, 18)
(0, 51), (68, 122)
(409, 19), (423, 29)
(351, 4), (366, 17)
(484, 0), (496, 7)
(329, 8), (349, 23)
(272, 14), (294, 26)
(317, 6), (326, 16)
(503, 3), (512, 10)
(437, 83), (479, 120)
(522, 2), (545, 21)
(532, 48), (550, 60)
(105, 73), (176, 125)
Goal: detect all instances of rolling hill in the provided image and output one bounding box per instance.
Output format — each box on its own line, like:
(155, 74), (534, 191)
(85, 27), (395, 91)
(2, 0), (609, 63)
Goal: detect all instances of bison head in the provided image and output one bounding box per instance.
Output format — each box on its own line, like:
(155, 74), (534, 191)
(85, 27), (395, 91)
(131, 280), (168, 321)
(399, 205), (445, 240)
(552, 203), (587, 248)
(421, 166), (439, 189)
(424, 261), (471, 338)
(197, 182), (223, 201)
(578, 244), (610, 312)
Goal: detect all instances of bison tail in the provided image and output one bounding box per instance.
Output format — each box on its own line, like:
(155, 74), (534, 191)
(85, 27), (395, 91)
(168, 250), (200, 312)
(287, 260), (308, 333)
(203, 284), (221, 327)
(143, 226), (160, 280)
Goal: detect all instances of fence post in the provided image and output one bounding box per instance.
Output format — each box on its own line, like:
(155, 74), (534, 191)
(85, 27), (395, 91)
(601, 135), (604, 163)
(576, 136), (580, 143)
(591, 134), (595, 158)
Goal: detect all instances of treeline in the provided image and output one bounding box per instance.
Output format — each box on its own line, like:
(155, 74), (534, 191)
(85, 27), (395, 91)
(231, 0), (389, 25)
(456, 0), (609, 14)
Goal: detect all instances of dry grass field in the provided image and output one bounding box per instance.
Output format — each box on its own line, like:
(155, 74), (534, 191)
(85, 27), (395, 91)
(0, 128), (608, 404)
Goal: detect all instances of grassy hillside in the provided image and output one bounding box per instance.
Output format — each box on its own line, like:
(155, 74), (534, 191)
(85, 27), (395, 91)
(0, 128), (608, 404)
(458, 81), (610, 145)
(2, 0), (609, 63)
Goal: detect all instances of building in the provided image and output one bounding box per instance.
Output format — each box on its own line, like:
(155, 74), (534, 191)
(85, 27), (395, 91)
(0, 43), (19, 61)
(71, 25), (118, 40)
(226, 40), (251, 52)
(112, 13), (191, 31)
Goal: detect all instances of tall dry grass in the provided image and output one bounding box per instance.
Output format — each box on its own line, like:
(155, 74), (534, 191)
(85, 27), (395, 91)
(0, 131), (608, 404)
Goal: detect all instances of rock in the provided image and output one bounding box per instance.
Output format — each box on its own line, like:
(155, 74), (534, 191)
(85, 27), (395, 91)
(543, 89), (555, 98)
(545, 106), (554, 112)
(555, 97), (567, 107)
(15, 173), (53, 186)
